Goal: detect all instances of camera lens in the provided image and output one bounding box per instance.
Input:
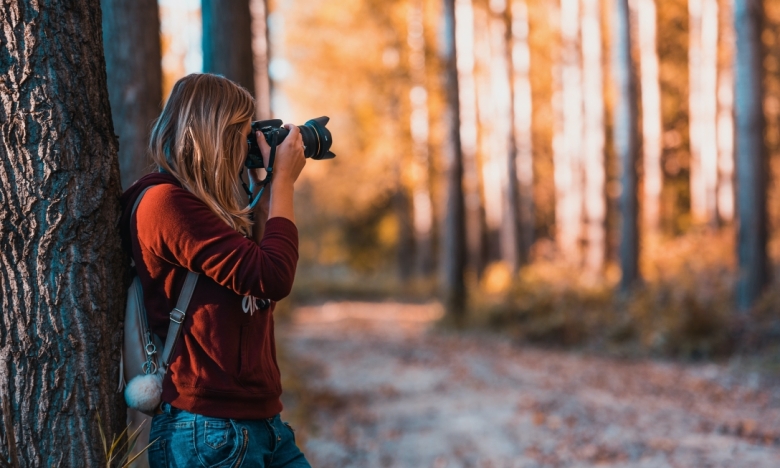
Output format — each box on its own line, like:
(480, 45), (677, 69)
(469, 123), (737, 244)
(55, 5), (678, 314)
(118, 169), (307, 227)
(245, 116), (336, 169)
(301, 117), (336, 160)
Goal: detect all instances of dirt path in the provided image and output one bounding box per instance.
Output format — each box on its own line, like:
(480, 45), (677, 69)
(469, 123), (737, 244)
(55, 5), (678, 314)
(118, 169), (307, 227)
(279, 301), (780, 467)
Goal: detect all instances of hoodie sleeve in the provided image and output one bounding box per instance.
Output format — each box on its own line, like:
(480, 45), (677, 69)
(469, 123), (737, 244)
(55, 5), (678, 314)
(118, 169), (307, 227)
(135, 184), (298, 301)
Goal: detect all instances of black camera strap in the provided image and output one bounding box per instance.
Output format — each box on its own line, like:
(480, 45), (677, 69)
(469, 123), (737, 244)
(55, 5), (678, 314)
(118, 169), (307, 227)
(242, 131), (278, 209)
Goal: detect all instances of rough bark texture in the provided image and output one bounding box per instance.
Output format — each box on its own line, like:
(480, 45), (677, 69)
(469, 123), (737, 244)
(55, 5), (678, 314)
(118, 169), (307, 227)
(0, 1), (126, 466)
(441, 0), (467, 318)
(612, 0), (640, 290)
(202, 0), (256, 96)
(734, 0), (768, 310)
(102, 0), (162, 190)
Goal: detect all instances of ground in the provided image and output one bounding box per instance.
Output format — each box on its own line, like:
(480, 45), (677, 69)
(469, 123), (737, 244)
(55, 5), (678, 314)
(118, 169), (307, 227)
(279, 301), (780, 468)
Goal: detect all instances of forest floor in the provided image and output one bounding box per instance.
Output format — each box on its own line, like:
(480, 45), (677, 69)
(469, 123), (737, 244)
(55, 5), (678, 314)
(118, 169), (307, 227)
(277, 301), (780, 468)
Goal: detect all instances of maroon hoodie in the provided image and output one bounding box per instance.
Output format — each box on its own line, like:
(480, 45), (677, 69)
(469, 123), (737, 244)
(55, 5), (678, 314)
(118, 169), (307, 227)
(119, 173), (298, 419)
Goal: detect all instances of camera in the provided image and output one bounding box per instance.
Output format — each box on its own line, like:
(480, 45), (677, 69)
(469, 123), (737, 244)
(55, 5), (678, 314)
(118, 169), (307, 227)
(246, 116), (336, 168)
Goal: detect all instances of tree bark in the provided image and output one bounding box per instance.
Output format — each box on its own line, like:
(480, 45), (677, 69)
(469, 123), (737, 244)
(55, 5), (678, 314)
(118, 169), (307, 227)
(554, 0), (584, 265)
(0, 1), (126, 466)
(102, 0), (162, 190)
(408, 0), (435, 276)
(509, 0), (535, 269)
(202, 0), (256, 95)
(636, 0), (663, 233)
(689, 0), (720, 224)
(441, 0), (467, 318)
(250, 0), (272, 120)
(612, 0), (641, 290)
(581, 0), (606, 274)
(455, 0), (487, 278)
(716, 0), (735, 223)
(734, 0), (768, 310)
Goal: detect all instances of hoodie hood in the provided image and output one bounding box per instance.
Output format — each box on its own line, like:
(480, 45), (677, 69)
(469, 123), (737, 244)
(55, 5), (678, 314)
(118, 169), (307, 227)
(119, 172), (183, 257)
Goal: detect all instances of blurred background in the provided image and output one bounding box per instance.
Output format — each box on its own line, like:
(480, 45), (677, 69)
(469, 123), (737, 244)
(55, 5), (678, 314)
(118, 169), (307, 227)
(104, 0), (780, 465)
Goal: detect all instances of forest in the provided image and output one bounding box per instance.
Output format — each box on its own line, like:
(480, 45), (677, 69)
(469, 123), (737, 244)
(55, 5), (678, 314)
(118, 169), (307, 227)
(1, 0), (780, 466)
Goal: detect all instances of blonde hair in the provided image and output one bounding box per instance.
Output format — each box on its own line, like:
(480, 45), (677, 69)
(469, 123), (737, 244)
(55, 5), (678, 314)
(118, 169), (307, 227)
(150, 73), (255, 235)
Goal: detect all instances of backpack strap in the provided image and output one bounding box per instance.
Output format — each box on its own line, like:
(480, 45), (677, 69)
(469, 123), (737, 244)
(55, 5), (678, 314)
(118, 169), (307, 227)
(130, 184), (200, 374)
(160, 271), (198, 371)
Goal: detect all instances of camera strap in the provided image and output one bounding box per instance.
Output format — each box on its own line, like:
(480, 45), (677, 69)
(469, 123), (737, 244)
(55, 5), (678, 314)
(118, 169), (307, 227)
(243, 131), (278, 209)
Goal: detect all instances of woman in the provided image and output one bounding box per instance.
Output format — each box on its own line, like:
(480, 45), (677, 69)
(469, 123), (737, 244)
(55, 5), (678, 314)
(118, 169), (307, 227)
(119, 73), (310, 467)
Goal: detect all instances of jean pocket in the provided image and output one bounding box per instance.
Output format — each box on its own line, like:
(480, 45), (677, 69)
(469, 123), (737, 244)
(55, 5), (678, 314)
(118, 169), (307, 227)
(194, 416), (239, 466)
(204, 420), (231, 449)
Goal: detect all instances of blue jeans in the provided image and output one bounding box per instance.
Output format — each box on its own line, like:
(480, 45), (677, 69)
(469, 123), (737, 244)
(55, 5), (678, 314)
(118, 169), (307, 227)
(147, 402), (311, 468)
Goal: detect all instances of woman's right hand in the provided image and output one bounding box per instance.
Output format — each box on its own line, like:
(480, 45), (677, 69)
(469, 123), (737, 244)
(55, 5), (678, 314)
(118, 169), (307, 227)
(257, 123), (306, 224)
(258, 123), (306, 185)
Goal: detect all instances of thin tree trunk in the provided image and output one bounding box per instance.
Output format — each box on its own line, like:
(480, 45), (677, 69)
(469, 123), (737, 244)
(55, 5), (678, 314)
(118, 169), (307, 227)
(250, 0), (272, 119)
(716, 0), (735, 223)
(612, 0), (640, 290)
(456, 0), (487, 278)
(0, 1), (126, 465)
(636, 0), (663, 233)
(202, 0), (256, 95)
(475, 4), (503, 263)
(102, 0), (162, 190)
(487, 0), (519, 273)
(408, 0), (435, 276)
(491, 0), (532, 274)
(510, 0), (535, 269)
(554, 0), (584, 264)
(581, 0), (606, 274)
(689, 0), (720, 224)
(734, 0), (768, 310)
(441, 0), (467, 318)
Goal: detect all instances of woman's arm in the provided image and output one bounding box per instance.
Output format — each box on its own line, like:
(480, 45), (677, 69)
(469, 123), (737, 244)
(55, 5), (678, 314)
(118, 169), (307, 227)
(137, 184), (299, 300)
(251, 123), (306, 239)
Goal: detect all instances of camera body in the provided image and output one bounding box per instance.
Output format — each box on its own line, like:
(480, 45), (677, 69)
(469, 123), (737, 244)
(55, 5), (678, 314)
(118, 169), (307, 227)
(246, 116), (336, 169)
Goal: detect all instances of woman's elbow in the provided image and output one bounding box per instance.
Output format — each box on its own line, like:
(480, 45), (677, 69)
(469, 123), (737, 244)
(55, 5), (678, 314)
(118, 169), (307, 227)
(264, 271), (295, 301)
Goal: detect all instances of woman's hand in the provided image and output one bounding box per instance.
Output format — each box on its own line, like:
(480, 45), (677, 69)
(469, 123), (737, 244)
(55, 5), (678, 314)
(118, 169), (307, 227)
(255, 124), (306, 185)
(254, 123), (306, 224)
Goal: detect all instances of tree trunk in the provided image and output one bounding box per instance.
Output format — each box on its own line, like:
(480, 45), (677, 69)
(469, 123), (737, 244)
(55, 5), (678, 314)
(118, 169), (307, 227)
(202, 0), (256, 95)
(441, 0), (467, 318)
(475, 4), (503, 264)
(102, 0), (162, 190)
(509, 0), (535, 269)
(455, 0), (487, 278)
(636, 0), (663, 233)
(250, 0), (272, 120)
(689, 0), (720, 224)
(554, 0), (584, 264)
(734, 0), (768, 310)
(612, 0), (640, 290)
(0, 1), (126, 466)
(581, 0), (606, 274)
(716, 0), (735, 223)
(408, 0), (435, 276)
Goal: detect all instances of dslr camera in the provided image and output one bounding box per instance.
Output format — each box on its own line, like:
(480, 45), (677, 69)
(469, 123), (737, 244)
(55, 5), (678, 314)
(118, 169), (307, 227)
(246, 116), (335, 168)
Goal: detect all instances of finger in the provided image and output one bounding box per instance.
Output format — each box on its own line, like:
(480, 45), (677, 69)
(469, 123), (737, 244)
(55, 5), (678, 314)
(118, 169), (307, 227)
(284, 123), (301, 141)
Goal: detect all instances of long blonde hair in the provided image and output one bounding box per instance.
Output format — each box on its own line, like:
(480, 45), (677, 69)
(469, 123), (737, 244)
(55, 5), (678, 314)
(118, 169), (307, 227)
(150, 73), (255, 235)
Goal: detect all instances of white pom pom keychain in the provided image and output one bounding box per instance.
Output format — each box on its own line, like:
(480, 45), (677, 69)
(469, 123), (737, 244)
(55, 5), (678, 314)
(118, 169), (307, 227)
(124, 372), (163, 414)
